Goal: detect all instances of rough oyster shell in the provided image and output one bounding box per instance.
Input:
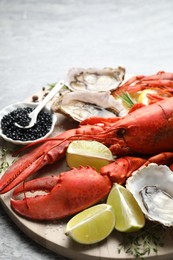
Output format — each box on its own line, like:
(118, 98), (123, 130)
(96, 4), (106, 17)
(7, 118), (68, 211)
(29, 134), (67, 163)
(66, 66), (125, 92)
(126, 163), (173, 227)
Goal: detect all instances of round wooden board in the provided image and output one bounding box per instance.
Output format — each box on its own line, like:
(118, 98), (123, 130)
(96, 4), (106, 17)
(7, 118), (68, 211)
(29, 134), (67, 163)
(1, 161), (173, 260)
(0, 102), (173, 260)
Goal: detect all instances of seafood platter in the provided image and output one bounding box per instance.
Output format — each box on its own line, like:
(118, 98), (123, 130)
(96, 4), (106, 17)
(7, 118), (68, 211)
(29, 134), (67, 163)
(1, 66), (173, 260)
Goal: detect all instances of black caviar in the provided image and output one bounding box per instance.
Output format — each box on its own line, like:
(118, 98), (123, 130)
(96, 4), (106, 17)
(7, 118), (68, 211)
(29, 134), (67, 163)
(1, 107), (53, 141)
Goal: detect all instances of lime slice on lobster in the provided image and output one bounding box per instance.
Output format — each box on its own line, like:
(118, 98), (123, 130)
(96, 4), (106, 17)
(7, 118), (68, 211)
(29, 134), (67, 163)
(65, 204), (115, 244)
(107, 183), (145, 232)
(66, 140), (114, 172)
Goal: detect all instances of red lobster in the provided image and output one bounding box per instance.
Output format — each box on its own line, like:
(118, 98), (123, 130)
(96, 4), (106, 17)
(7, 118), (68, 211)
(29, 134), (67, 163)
(0, 91), (173, 221)
(113, 71), (173, 97)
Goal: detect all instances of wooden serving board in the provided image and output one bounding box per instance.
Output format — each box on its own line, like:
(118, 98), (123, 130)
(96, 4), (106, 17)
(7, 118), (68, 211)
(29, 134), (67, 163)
(0, 92), (173, 259)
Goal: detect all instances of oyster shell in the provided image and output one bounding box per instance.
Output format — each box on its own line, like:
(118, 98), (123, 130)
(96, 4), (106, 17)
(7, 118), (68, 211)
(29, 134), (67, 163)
(52, 90), (126, 122)
(126, 163), (173, 226)
(66, 66), (125, 92)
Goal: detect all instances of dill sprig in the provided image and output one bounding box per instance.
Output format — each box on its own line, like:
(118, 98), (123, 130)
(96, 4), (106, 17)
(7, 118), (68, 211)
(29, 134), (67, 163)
(118, 221), (166, 259)
(0, 148), (10, 173)
(0, 147), (18, 173)
(118, 91), (136, 108)
(47, 82), (57, 90)
(47, 82), (67, 91)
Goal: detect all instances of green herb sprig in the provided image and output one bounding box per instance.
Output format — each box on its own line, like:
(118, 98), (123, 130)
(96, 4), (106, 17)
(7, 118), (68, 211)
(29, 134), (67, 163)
(0, 147), (18, 174)
(47, 82), (67, 92)
(47, 82), (57, 90)
(0, 148), (10, 173)
(118, 221), (166, 259)
(118, 91), (136, 108)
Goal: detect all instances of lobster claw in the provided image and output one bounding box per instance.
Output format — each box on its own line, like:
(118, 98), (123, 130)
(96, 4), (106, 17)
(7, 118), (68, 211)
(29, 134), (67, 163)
(11, 167), (112, 220)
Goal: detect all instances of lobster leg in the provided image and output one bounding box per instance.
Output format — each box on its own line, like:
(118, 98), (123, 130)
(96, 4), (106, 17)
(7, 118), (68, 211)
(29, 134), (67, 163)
(101, 152), (173, 185)
(80, 117), (121, 126)
(141, 71), (173, 81)
(144, 152), (173, 167)
(100, 156), (146, 184)
(114, 71), (173, 97)
(11, 167), (112, 220)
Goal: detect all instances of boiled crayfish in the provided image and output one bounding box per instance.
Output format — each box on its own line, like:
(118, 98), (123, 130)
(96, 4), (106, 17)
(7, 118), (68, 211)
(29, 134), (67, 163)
(0, 72), (173, 221)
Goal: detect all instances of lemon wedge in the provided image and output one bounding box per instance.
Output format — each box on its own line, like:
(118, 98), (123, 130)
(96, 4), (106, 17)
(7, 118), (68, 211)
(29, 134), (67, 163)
(138, 89), (157, 105)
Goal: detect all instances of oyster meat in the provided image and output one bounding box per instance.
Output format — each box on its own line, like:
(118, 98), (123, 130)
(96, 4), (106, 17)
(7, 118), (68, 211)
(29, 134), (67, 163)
(126, 163), (173, 226)
(66, 66), (125, 92)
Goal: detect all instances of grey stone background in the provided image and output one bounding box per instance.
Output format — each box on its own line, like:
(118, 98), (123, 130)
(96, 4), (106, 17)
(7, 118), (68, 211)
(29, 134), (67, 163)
(0, 0), (173, 259)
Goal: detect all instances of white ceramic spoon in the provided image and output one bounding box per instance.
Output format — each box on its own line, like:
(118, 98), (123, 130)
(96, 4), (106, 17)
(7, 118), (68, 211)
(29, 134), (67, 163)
(15, 80), (65, 128)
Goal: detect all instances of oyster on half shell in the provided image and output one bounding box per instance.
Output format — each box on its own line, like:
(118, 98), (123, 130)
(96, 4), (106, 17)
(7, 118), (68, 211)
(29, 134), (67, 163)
(66, 66), (125, 92)
(126, 163), (173, 227)
(52, 66), (127, 122)
(52, 89), (127, 122)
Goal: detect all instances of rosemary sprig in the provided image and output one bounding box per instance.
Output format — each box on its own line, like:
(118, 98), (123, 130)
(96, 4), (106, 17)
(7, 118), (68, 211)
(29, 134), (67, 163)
(118, 221), (166, 259)
(118, 91), (136, 108)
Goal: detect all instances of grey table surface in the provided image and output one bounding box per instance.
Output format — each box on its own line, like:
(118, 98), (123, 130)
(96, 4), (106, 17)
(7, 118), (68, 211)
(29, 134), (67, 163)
(0, 0), (173, 259)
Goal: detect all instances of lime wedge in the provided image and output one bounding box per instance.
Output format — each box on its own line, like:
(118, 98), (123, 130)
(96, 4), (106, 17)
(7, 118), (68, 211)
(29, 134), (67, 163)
(65, 204), (115, 244)
(66, 140), (114, 172)
(107, 183), (145, 232)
